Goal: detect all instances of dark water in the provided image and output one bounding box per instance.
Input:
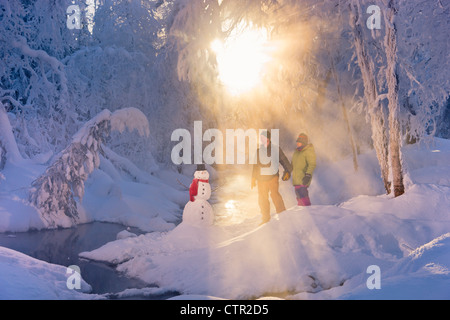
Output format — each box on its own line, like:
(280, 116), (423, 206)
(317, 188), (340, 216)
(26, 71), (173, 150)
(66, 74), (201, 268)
(0, 222), (177, 299)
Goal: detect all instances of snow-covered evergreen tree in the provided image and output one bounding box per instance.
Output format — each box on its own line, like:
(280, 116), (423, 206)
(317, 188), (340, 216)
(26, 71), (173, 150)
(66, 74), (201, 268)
(29, 108), (149, 228)
(0, 0), (77, 157)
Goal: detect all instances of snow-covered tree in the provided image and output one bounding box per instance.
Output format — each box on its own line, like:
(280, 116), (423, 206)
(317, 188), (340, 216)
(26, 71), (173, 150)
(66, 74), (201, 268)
(2, 0), (449, 203)
(66, 0), (196, 167)
(0, 102), (23, 165)
(0, 0), (192, 168)
(169, 0), (448, 196)
(382, 0), (404, 196)
(170, 0), (367, 158)
(395, 0), (449, 140)
(348, 0), (449, 196)
(349, 0), (392, 194)
(29, 108), (150, 228)
(0, 0), (77, 157)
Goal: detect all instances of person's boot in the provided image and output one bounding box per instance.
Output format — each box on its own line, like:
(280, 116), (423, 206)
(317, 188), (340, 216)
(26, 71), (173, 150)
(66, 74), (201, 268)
(297, 197), (311, 206)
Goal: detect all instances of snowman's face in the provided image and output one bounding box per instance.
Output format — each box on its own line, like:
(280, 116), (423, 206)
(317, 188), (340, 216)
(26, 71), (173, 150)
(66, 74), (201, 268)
(194, 170), (209, 180)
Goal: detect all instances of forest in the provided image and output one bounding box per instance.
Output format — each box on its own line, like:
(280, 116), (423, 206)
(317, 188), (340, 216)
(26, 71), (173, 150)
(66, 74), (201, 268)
(0, 0), (449, 301)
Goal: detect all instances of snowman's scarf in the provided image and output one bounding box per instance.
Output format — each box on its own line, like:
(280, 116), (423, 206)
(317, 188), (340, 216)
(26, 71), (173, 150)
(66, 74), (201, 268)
(189, 179), (209, 202)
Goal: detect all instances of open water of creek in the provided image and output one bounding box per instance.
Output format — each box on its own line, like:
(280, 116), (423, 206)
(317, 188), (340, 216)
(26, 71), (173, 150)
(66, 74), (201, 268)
(0, 221), (179, 299)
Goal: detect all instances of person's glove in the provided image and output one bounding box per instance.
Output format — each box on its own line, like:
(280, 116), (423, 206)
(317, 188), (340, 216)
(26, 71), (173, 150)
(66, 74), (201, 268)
(251, 178), (257, 189)
(302, 173), (312, 185)
(282, 171), (290, 181)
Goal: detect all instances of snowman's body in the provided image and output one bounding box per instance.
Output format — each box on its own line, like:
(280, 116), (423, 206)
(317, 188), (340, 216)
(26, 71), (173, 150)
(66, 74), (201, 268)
(182, 199), (214, 226)
(182, 168), (214, 226)
(195, 179), (211, 200)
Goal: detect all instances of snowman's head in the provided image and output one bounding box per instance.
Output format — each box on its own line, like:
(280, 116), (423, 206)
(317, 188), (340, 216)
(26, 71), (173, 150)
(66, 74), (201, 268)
(194, 170), (209, 180)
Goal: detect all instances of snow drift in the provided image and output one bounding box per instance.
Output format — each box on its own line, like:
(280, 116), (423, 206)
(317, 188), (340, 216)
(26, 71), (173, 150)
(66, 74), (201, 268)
(0, 246), (93, 300)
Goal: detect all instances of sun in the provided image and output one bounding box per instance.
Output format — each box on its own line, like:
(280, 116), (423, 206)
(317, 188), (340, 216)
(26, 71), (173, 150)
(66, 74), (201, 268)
(211, 22), (271, 96)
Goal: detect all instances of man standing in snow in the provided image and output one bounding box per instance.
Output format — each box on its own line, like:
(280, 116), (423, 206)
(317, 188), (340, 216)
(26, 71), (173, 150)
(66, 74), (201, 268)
(251, 130), (292, 224)
(291, 133), (316, 206)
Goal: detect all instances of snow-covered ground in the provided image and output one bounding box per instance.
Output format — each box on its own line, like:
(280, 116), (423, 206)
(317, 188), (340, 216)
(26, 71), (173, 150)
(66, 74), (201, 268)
(0, 246), (94, 299)
(1, 137), (449, 299)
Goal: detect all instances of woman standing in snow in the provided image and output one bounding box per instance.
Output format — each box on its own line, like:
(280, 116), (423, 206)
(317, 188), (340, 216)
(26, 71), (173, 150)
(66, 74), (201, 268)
(291, 133), (316, 206)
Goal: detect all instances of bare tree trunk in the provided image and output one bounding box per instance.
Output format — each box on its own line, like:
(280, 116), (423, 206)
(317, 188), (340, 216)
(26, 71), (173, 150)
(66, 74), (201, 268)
(349, 1), (391, 193)
(371, 106), (391, 193)
(383, 0), (405, 197)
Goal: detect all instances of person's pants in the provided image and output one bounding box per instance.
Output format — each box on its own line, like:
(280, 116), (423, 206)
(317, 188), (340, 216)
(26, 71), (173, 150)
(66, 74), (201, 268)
(295, 185), (311, 206)
(257, 176), (286, 222)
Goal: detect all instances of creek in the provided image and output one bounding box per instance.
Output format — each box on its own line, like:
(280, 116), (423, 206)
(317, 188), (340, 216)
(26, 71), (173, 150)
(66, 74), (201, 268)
(0, 221), (177, 299)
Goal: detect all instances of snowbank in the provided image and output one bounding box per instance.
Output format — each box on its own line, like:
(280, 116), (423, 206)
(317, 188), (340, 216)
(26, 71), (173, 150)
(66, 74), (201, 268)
(336, 233), (450, 300)
(0, 246), (94, 299)
(0, 160), (48, 232)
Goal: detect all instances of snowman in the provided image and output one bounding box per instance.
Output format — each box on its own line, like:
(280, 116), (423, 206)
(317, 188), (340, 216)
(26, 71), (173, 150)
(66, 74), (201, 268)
(182, 164), (214, 226)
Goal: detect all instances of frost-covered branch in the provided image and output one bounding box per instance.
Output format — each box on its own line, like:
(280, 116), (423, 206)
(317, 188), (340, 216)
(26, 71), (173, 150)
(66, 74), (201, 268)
(395, 0), (449, 141)
(29, 108), (150, 229)
(11, 36), (68, 95)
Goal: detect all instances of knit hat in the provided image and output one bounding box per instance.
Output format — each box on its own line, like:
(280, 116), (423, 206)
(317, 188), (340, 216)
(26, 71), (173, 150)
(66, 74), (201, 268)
(296, 133), (309, 145)
(196, 164), (206, 171)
